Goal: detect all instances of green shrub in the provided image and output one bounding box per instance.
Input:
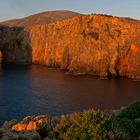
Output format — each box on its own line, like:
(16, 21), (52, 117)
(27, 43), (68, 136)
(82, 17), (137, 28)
(118, 101), (140, 119)
(110, 117), (140, 139)
(53, 110), (127, 140)
(113, 100), (140, 139)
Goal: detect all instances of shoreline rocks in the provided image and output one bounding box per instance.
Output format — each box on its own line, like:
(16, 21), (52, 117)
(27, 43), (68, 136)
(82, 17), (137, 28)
(0, 115), (59, 140)
(0, 100), (140, 140)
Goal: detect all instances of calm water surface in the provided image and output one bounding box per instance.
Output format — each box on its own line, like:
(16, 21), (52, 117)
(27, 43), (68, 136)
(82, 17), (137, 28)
(0, 65), (140, 126)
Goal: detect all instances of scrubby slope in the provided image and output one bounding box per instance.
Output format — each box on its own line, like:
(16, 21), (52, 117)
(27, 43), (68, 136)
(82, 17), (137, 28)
(0, 10), (81, 27)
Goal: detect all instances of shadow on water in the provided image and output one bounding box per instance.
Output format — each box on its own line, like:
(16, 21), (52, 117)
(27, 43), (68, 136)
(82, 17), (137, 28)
(0, 65), (140, 126)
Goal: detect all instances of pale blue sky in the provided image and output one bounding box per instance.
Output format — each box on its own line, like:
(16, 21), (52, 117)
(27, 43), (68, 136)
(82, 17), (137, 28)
(0, 0), (140, 21)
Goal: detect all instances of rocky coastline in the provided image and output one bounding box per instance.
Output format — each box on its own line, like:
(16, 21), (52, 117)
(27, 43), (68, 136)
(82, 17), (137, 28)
(0, 12), (140, 79)
(0, 100), (140, 140)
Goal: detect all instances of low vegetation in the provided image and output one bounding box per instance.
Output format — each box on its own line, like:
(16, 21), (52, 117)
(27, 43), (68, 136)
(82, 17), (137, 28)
(50, 101), (140, 140)
(118, 100), (140, 119)
(0, 101), (140, 140)
(52, 111), (127, 140)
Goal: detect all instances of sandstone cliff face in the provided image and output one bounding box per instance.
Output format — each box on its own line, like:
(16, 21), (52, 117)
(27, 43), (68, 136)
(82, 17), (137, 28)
(1, 14), (140, 78)
(26, 14), (140, 78)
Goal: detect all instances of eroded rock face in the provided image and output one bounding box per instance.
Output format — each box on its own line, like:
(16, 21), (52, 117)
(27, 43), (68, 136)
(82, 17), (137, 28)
(0, 26), (32, 64)
(0, 115), (58, 140)
(1, 14), (140, 78)
(26, 14), (140, 78)
(12, 115), (50, 131)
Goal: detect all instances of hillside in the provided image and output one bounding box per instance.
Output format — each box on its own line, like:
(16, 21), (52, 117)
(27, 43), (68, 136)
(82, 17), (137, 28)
(0, 10), (81, 27)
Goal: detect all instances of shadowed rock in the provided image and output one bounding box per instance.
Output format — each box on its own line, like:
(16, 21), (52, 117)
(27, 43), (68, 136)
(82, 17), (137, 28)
(0, 26), (32, 64)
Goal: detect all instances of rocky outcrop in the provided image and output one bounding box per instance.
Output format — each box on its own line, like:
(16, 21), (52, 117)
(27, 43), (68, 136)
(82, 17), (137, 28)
(0, 115), (58, 140)
(11, 115), (58, 132)
(0, 102), (140, 140)
(1, 13), (140, 78)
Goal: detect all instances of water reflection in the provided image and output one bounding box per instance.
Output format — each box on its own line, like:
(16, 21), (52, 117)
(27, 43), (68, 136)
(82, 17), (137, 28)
(0, 64), (140, 126)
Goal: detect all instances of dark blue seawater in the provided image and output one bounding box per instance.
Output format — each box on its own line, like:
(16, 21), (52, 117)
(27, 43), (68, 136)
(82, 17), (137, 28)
(0, 65), (140, 126)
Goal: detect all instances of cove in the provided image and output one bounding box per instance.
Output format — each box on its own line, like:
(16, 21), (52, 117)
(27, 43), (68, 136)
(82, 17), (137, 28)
(0, 64), (140, 126)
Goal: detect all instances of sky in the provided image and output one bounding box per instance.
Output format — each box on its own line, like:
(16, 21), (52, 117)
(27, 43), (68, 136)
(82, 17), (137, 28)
(0, 0), (140, 22)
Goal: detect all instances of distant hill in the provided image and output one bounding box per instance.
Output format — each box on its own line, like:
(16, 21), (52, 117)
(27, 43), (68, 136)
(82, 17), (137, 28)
(0, 10), (82, 27)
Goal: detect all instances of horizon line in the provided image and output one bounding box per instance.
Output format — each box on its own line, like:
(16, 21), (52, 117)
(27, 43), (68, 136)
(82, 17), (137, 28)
(0, 9), (140, 22)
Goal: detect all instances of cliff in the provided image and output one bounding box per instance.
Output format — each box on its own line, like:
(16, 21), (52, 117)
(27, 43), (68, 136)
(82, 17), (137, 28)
(0, 12), (140, 79)
(0, 26), (31, 64)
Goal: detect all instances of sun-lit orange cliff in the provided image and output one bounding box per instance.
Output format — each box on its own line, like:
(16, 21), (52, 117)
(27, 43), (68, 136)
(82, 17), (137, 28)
(0, 12), (140, 78)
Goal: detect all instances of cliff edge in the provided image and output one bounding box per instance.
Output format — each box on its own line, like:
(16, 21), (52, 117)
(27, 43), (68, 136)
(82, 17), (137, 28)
(0, 11), (140, 79)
